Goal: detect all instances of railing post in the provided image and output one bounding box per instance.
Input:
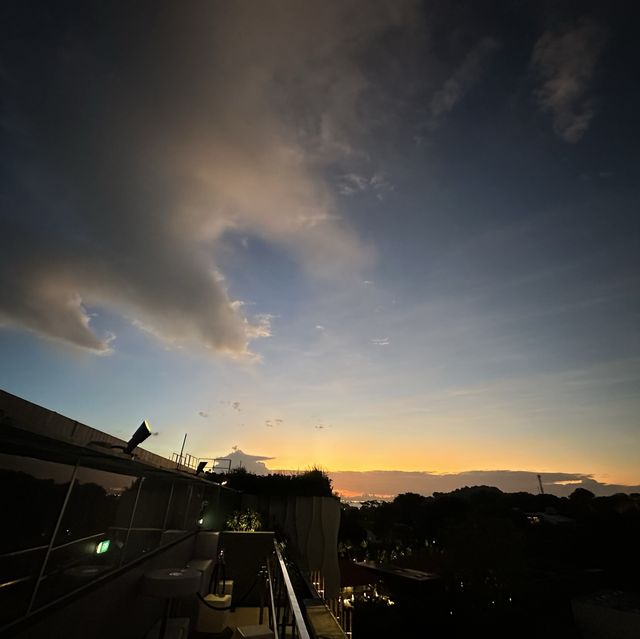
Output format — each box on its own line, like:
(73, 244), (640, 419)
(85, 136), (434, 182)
(27, 459), (81, 614)
(119, 476), (145, 567)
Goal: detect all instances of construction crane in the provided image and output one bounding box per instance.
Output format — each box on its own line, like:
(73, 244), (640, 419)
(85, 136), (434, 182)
(537, 474), (545, 495)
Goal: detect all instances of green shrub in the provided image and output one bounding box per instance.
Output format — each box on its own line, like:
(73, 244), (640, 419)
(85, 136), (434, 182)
(225, 508), (263, 532)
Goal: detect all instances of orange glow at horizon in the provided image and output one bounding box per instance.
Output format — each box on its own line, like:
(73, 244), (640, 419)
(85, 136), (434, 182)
(197, 406), (640, 489)
(251, 432), (640, 488)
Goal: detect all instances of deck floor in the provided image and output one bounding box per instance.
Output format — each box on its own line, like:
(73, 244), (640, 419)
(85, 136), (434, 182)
(192, 606), (271, 638)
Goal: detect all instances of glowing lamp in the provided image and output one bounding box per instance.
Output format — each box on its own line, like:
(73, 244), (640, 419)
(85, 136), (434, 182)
(96, 539), (111, 554)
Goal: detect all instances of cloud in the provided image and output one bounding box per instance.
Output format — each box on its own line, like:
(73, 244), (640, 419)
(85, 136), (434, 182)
(531, 20), (607, 142)
(329, 469), (640, 499)
(198, 411), (209, 418)
(430, 37), (499, 121)
(369, 172), (393, 198)
(245, 313), (274, 340)
(337, 173), (369, 196)
(223, 448), (274, 475)
(0, 1), (415, 356)
(337, 171), (394, 199)
(371, 337), (390, 346)
(231, 402), (241, 412)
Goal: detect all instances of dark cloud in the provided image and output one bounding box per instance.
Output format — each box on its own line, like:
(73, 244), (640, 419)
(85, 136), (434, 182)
(1, 1), (416, 355)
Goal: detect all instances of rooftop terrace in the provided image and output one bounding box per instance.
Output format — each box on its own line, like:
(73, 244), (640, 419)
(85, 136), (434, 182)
(0, 390), (346, 639)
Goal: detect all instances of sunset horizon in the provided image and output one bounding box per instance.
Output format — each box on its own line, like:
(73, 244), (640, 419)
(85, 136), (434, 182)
(2, 1), (639, 500)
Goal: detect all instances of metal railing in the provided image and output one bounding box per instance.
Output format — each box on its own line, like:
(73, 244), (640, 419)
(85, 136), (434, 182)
(170, 451), (199, 470)
(0, 449), (233, 633)
(307, 569), (352, 638)
(170, 453), (233, 474)
(266, 543), (312, 639)
(328, 593), (354, 638)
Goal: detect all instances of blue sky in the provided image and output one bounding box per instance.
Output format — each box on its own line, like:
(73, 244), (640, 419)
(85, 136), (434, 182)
(1, 1), (638, 495)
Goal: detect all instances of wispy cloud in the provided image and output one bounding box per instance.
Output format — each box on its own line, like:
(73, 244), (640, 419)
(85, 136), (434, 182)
(337, 173), (369, 196)
(429, 37), (499, 122)
(337, 171), (394, 199)
(531, 20), (607, 142)
(371, 337), (390, 346)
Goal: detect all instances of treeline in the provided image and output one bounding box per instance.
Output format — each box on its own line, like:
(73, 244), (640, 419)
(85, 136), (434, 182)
(340, 486), (640, 637)
(340, 486), (640, 586)
(207, 466), (334, 497)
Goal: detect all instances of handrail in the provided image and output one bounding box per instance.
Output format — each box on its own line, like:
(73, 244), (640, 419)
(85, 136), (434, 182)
(273, 543), (312, 639)
(266, 556), (280, 639)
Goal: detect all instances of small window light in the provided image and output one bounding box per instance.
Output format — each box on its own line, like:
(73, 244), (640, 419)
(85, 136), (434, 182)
(96, 539), (111, 554)
(197, 517), (204, 525)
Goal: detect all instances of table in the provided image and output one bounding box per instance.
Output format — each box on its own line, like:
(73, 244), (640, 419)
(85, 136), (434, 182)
(144, 568), (201, 639)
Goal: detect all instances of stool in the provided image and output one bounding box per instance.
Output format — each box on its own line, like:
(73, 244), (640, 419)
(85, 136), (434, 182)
(186, 558), (214, 594)
(233, 625), (274, 639)
(213, 579), (234, 597)
(197, 593), (231, 633)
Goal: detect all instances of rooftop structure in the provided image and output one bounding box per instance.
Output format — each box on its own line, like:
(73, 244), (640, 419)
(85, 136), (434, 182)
(0, 390), (346, 639)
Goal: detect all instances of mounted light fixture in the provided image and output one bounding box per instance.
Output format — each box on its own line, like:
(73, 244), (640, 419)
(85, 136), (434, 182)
(124, 420), (152, 454)
(88, 419), (152, 456)
(196, 461), (208, 475)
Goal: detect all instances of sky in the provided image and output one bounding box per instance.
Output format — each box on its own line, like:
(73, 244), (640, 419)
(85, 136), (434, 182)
(1, 1), (639, 497)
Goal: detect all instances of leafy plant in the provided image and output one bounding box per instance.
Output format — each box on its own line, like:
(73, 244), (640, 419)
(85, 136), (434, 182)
(225, 508), (263, 532)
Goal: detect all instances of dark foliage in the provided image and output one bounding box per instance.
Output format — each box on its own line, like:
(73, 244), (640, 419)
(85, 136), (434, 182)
(207, 466), (334, 497)
(339, 486), (640, 638)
